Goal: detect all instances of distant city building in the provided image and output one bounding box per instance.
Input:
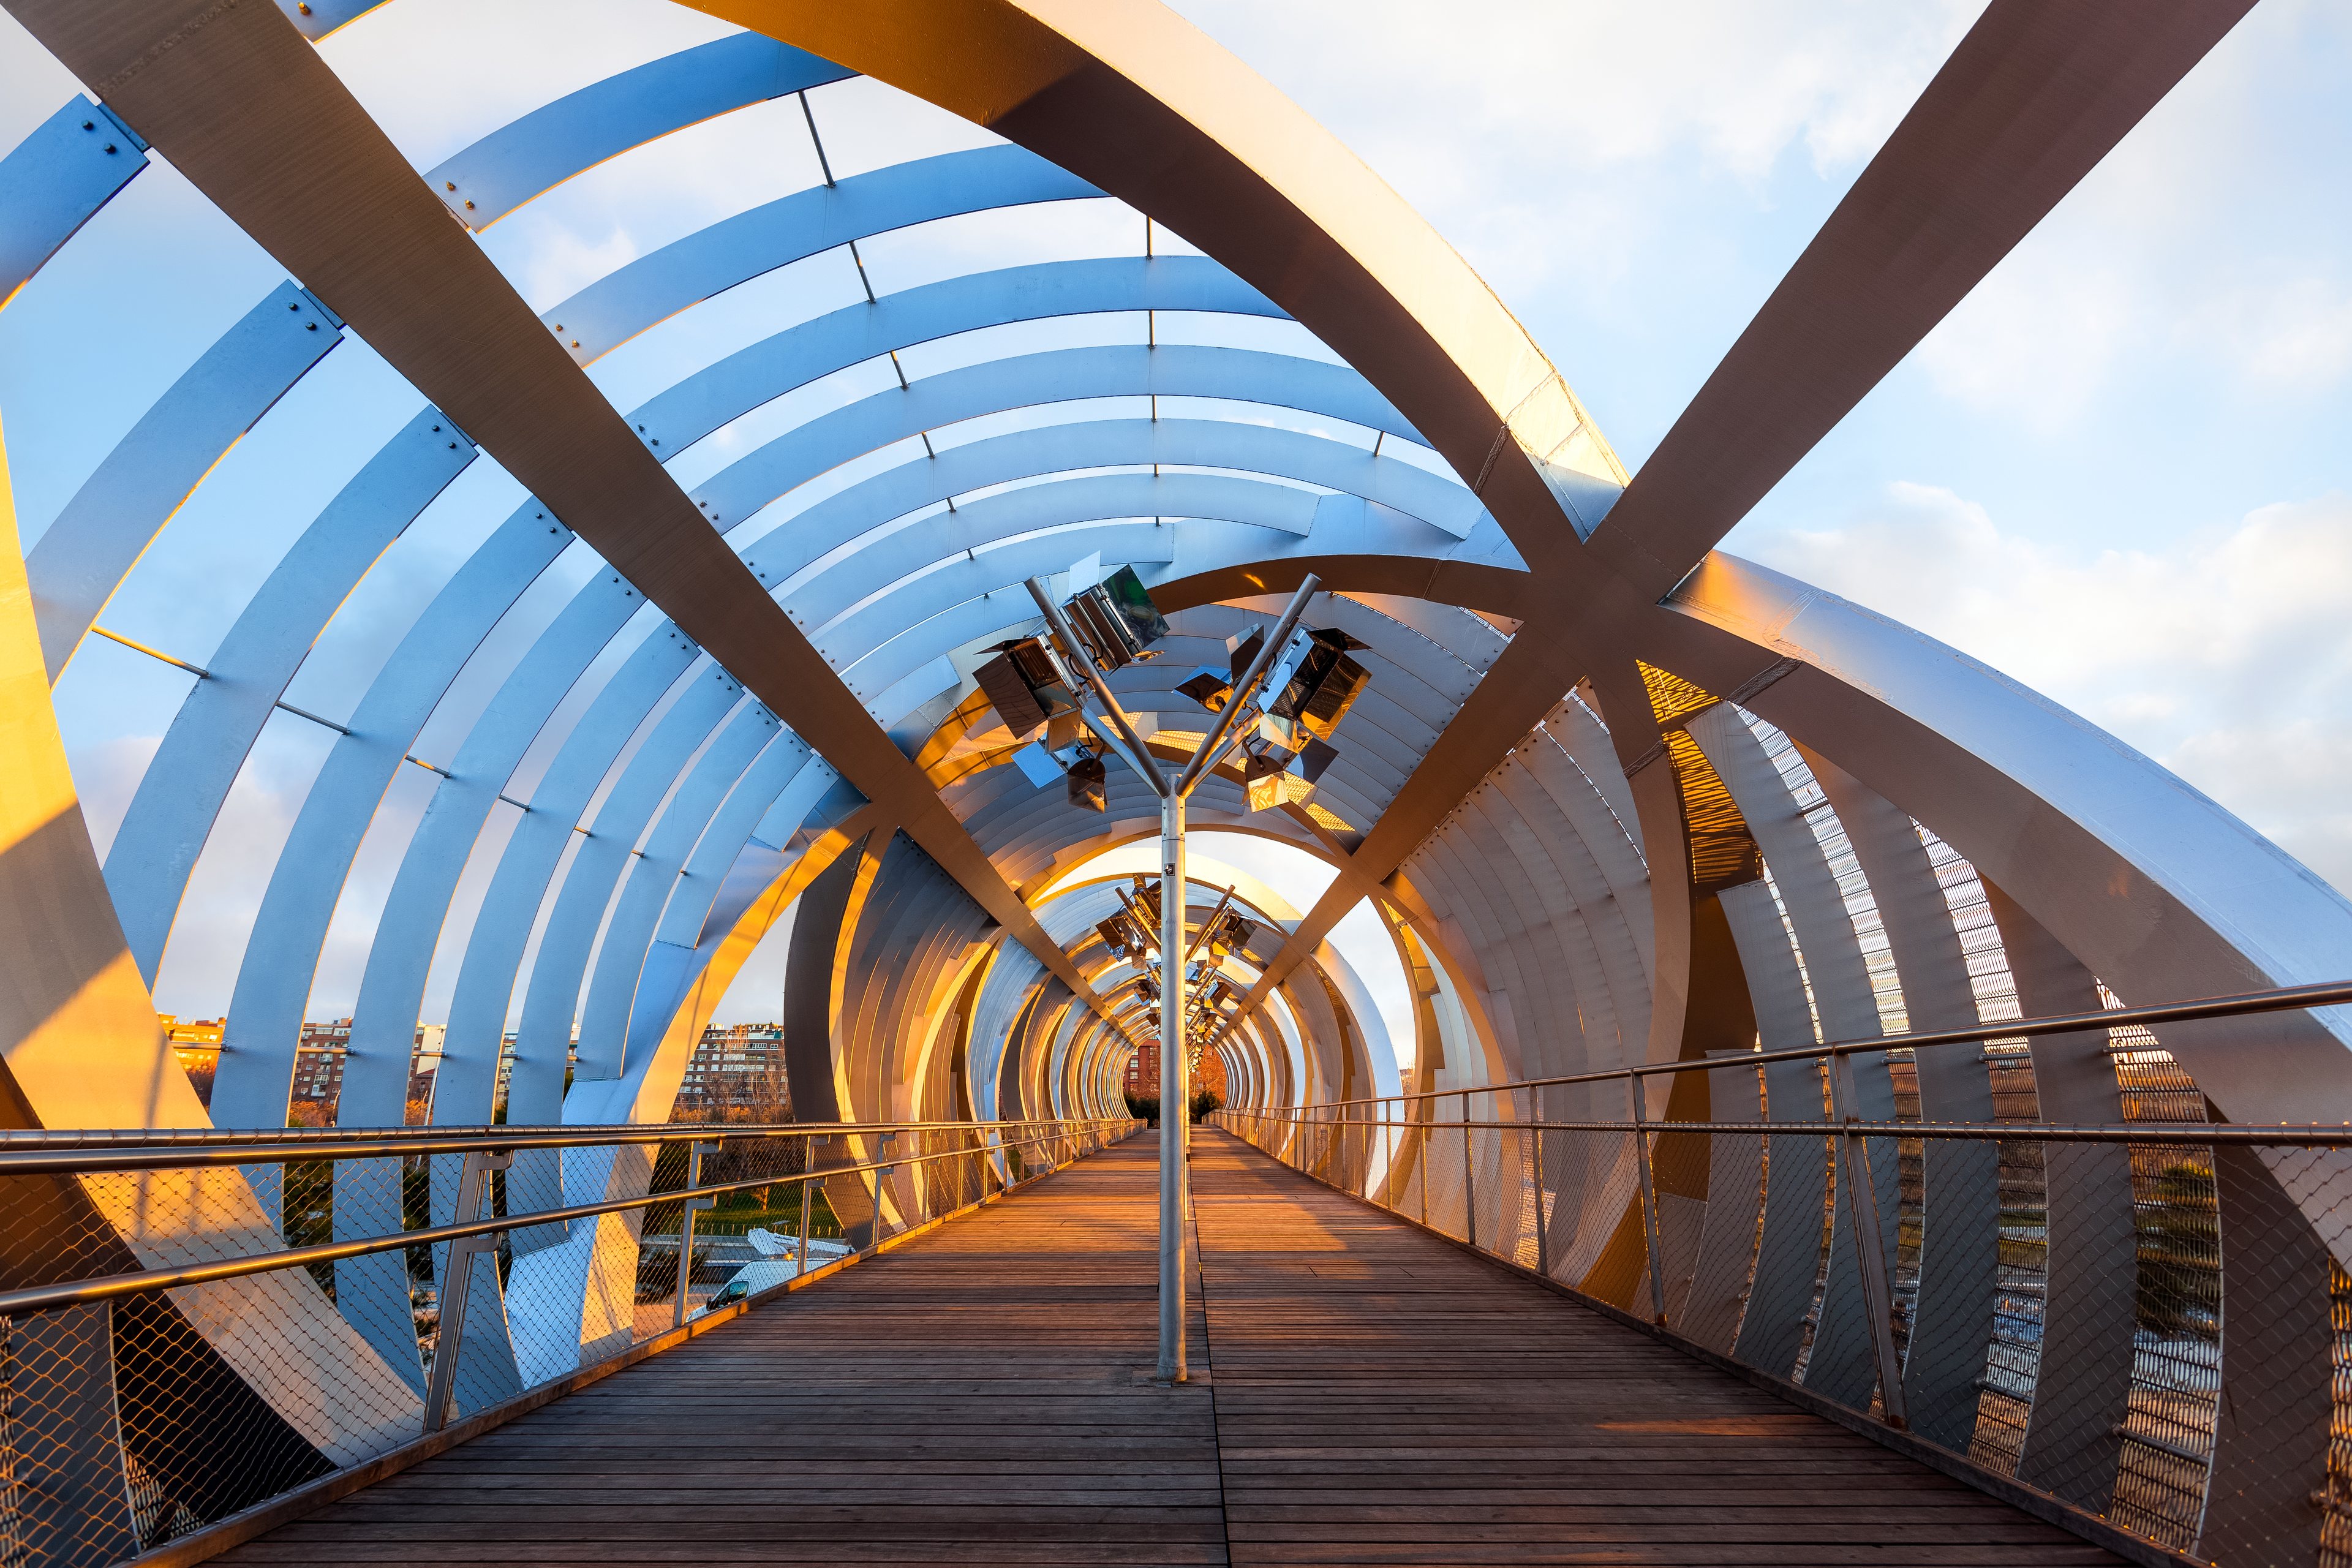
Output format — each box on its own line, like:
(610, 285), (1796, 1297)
(290, 1018), (352, 1111)
(1125, 1039), (1160, 1098)
(158, 1015), (224, 1107)
(673, 1023), (790, 1122)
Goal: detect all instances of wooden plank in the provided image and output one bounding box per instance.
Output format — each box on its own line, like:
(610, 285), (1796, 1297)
(208, 1133), (2126, 1568)
(1186, 1133), (2127, 1568)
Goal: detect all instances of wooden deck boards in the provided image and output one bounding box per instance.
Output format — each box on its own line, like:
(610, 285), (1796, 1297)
(215, 1129), (2120, 1567)
(1189, 1136), (2121, 1567)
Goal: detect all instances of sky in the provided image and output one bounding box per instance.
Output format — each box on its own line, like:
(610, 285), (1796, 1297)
(2, 1), (2347, 1033)
(1163, 0), (2352, 895)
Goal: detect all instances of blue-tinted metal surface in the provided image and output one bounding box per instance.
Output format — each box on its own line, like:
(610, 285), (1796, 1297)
(701, 342), (1426, 541)
(426, 34), (856, 230)
(331, 576), (678, 1415)
(28, 281), (341, 676)
(275, 0), (391, 41)
(549, 145), (1096, 363)
(571, 709), (783, 1079)
(503, 665), (745, 1127)
(630, 257), (1284, 455)
(339, 574), (655, 1128)
(759, 421), (1483, 589)
(209, 504), (573, 1133)
(431, 627), (704, 1127)
(618, 741), (823, 1073)
(0, 95), (146, 309)
(104, 408), (477, 984)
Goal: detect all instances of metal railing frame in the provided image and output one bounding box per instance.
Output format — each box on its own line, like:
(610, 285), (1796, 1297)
(1212, 976), (2352, 1568)
(1230, 974), (2352, 1339)
(0, 1115), (1137, 1335)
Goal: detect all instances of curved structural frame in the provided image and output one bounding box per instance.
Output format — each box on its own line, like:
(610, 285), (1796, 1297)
(0, 1), (2339, 1564)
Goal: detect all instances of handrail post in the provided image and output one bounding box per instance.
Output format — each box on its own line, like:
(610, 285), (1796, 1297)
(797, 1159), (815, 1275)
(1627, 1074), (1668, 1324)
(1156, 790), (1190, 1383)
(1461, 1090), (1476, 1249)
(1831, 1052), (1909, 1428)
(674, 1139), (720, 1329)
(1419, 1100), (1430, 1224)
(424, 1145), (510, 1433)
(1533, 1121), (1547, 1278)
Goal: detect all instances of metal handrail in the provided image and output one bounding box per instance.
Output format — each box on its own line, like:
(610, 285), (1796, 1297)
(0, 1117), (1136, 1317)
(0, 1114), (1079, 1162)
(1229, 976), (2352, 1116)
(1215, 1109), (2352, 1146)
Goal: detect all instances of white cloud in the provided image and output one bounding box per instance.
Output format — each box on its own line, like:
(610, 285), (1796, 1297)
(1914, 255), (2138, 430)
(1746, 482), (2352, 897)
(1165, 0), (1981, 300)
(1905, 2), (2352, 432)
(2188, 274), (2352, 391)
(513, 224), (641, 314)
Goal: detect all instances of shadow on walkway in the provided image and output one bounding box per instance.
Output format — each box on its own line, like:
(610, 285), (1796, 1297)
(214, 1129), (2119, 1566)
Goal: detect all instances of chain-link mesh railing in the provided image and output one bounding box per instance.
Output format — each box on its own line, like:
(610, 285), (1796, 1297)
(1216, 980), (2352, 1568)
(0, 1115), (1136, 1566)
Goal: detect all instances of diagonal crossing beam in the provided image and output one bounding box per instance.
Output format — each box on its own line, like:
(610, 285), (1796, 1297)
(1209, 0), (2261, 1031)
(6, 0), (1121, 1025)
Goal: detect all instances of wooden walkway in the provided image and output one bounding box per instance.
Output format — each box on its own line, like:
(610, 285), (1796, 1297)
(218, 1131), (2122, 1566)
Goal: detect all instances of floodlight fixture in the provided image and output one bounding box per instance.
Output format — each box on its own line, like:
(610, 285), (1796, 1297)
(973, 635), (1080, 737)
(1066, 750), (1108, 812)
(1061, 564), (1169, 671)
(1267, 627), (1370, 741)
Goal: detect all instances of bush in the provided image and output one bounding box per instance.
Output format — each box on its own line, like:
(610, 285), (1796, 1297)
(1123, 1090), (1223, 1128)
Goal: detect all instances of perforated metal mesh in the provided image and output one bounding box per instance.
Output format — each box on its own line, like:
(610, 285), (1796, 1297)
(0, 1117), (1133, 1566)
(1219, 1101), (2352, 1568)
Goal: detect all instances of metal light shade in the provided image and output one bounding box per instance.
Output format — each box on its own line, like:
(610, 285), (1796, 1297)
(974, 635), (1080, 736)
(1268, 627), (1370, 741)
(1243, 753), (1314, 812)
(1066, 752), (1109, 812)
(1062, 564), (1167, 672)
(1175, 667), (1235, 712)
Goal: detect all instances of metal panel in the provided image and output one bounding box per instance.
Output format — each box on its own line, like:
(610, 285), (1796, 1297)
(28, 281), (340, 678)
(698, 344), (1422, 531)
(1718, 878), (1827, 1380)
(756, 421), (1479, 592)
(426, 33), (854, 230)
(619, 742), (827, 1077)
(0, 94), (146, 308)
(1805, 749), (1999, 1450)
(1688, 703), (1897, 1407)
(210, 504), (571, 1134)
(105, 408), (475, 985)
(339, 575), (649, 1128)
(13, 0), (1121, 1035)
(630, 257), (1283, 455)
(1991, 884), (2137, 1516)
(505, 666), (747, 1127)
(550, 144), (1095, 361)
(573, 706), (782, 1080)
(431, 628), (702, 1125)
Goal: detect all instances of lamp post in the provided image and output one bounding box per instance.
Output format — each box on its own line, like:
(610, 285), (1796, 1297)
(1024, 571), (1320, 1382)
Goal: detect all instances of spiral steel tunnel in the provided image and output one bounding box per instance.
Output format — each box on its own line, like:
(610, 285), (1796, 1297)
(5, 2), (2350, 1565)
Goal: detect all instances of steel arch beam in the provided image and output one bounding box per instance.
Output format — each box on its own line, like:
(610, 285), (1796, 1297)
(676, 0), (1625, 568)
(209, 503), (576, 1131)
(104, 408), (474, 984)
(28, 281), (339, 679)
(549, 144), (1098, 364)
(0, 94), (146, 307)
(7, 0), (1121, 1032)
(425, 32), (855, 232)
